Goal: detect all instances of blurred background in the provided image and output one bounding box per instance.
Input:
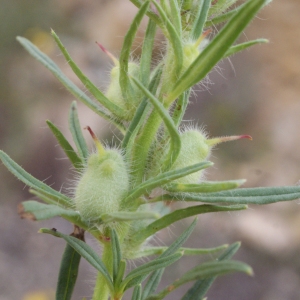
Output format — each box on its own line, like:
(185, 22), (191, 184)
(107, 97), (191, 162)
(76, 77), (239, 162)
(1, 0), (300, 299)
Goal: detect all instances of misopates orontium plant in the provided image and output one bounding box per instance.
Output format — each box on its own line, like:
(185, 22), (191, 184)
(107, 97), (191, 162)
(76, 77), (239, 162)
(1, 0), (299, 299)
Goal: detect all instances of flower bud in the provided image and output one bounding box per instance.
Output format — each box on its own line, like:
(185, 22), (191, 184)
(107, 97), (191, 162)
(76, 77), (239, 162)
(75, 127), (129, 223)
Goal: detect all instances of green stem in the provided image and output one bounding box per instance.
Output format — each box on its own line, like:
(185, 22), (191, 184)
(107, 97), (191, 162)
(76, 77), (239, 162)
(92, 243), (113, 300)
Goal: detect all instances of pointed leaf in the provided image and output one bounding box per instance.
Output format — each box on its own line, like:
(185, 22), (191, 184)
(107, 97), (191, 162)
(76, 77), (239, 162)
(119, 1), (150, 101)
(191, 0), (212, 40)
(130, 76), (181, 171)
(123, 161), (212, 205)
(40, 228), (114, 292)
(133, 204), (247, 244)
(166, 0), (268, 103)
(0, 151), (73, 208)
(51, 30), (125, 118)
(16, 36), (126, 133)
(165, 179), (245, 193)
(182, 242), (241, 300)
(68, 101), (89, 162)
(56, 228), (84, 300)
(46, 120), (83, 168)
(224, 38), (268, 58)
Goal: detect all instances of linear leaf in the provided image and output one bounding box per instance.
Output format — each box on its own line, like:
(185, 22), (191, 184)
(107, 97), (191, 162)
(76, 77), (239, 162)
(142, 269), (164, 300)
(40, 228), (114, 292)
(18, 200), (79, 221)
(151, 0), (183, 74)
(208, 0), (239, 17)
(147, 260), (252, 299)
(16, 36), (126, 133)
(132, 284), (142, 300)
(68, 101), (89, 162)
(119, 1), (150, 101)
(159, 185), (300, 205)
(135, 244), (228, 258)
(191, 0), (212, 40)
(166, 0), (268, 103)
(165, 179), (245, 193)
(121, 253), (182, 291)
(133, 204), (247, 244)
(51, 30), (125, 118)
(182, 242), (241, 300)
(123, 161), (212, 205)
(101, 211), (160, 223)
(172, 89), (190, 127)
(46, 120), (83, 168)
(0, 151), (73, 208)
(56, 229), (84, 300)
(130, 76), (181, 171)
(110, 229), (122, 282)
(224, 38), (268, 58)
(169, 0), (182, 36)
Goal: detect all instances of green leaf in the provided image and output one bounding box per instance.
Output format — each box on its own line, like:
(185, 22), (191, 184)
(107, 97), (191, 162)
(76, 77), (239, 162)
(142, 269), (164, 300)
(159, 185), (300, 205)
(0, 151), (73, 208)
(110, 229), (122, 282)
(169, 0), (182, 36)
(46, 120), (83, 168)
(121, 253), (182, 291)
(224, 38), (269, 58)
(18, 200), (79, 221)
(172, 90), (190, 128)
(140, 19), (157, 86)
(141, 219), (197, 298)
(208, 0), (239, 17)
(101, 211), (160, 223)
(16, 36), (126, 134)
(147, 260), (252, 299)
(133, 204), (247, 244)
(40, 228), (114, 292)
(191, 0), (212, 40)
(56, 240), (82, 300)
(122, 66), (163, 151)
(115, 260), (127, 289)
(119, 1), (150, 102)
(182, 242), (241, 300)
(151, 0), (183, 74)
(51, 30), (125, 119)
(130, 76), (181, 171)
(135, 244), (228, 258)
(68, 101), (89, 162)
(165, 179), (245, 193)
(132, 284), (142, 300)
(123, 161), (213, 205)
(166, 0), (268, 103)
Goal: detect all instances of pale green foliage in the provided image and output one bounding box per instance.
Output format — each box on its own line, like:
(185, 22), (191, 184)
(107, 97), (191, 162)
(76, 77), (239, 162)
(3, 0), (298, 300)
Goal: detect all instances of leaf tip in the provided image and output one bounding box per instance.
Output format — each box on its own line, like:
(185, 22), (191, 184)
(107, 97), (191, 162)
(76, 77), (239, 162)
(17, 203), (37, 221)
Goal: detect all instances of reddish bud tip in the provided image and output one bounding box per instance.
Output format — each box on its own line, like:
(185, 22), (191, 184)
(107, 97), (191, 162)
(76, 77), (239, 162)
(206, 134), (253, 146)
(85, 126), (106, 156)
(95, 41), (118, 65)
(85, 126), (97, 141)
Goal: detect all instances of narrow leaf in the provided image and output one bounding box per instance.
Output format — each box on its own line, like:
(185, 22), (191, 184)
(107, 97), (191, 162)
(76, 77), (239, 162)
(40, 228), (114, 292)
(123, 161), (212, 205)
(208, 0), (239, 17)
(68, 101), (88, 162)
(51, 30), (125, 118)
(172, 90), (190, 128)
(132, 284), (142, 300)
(121, 253), (182, 291)
(110, 229), (122, 282)
(0, 151), (73, 208)
(191, 0), (212, 40)
(130, 76), (181, 171)
(56, 227), (84, 300)
(18, 200), (79, 221)
(165, 179), (245, 193)
(169, 0), (182, 36)
(46, 120), (83, 168)
(151, 0), (183, 74)
(101, 211), (160, 223)
(142, 269), (164, 300)
(166, 0), (268, 103)
(182, 242), (241, 300)
(133, 204), (247, 244)
(56, 244), (81, 300)
(159, 185), (300, 205)
(16, 36), (126, 133)
(119, 1), (150, 101)
(224, 38), (268, 58)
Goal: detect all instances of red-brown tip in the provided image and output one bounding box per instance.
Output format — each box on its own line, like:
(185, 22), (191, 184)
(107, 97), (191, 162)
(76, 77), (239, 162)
(85, 126), (97, 141)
